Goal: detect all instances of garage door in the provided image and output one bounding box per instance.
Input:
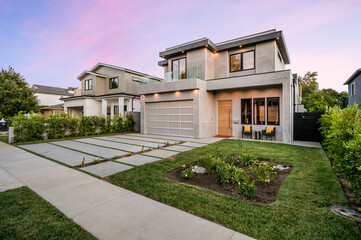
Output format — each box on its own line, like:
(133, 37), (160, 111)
(146, 100), (194, 137)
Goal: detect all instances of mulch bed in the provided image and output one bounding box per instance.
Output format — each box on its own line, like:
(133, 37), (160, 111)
(166, 162), (293, 204)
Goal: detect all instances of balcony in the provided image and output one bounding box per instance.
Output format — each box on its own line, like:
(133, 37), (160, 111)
(140, 67), (204, 85)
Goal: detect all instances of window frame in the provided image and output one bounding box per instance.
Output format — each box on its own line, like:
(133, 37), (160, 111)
(172, 57), (187, 80)
(351, 83), (355, 96)
(267, 97), (280, 126)
(229, 50), (255, 73)
(253, 98), (265, 125)
(241, 98), (252, 124)
(109, 77), (119, 89)
(84, 79), (92, 91)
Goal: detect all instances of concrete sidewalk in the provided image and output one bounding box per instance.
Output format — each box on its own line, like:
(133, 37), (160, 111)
(0, 142), (254, 240)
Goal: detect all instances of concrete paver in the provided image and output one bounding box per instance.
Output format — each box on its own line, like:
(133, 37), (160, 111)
(181, 142), (206, 148)
(81, 161), (133, 177)
(141, 149), (178, 158)
(75, 138), (142, 152)
(95, 136), (160, 148)
(116, 155), (160, 166)
(19, 143), (95, 166)
(163, 145), (193, 152)
(0, 141), (254, 240)
(113, 135), (172, 144)
(52, 140), (128, 158)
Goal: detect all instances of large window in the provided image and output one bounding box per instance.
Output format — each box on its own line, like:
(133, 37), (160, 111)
(85, 79), (92, 90)
(109, 77), (119, 89)
(241, 99), (252, 124)
(230, 50), (255, 72)
(253, 98), (265, 125)
(114, 106), (119, 115)
(172, 58), (186, 80)
(267, 97), (280, 125)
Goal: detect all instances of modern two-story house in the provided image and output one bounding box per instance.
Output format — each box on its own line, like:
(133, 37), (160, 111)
(344, 68), (361, 109)
(62, 63), (162, 117)
(139, 30), (302, 143)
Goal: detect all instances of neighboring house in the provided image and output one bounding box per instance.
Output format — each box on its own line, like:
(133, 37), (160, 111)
(32, 84), (76, 106)
(139, 29), (302, 143)
(62, 63), (162, 118)
(39, 104), (64, 117)
(344, 68), (361, 109)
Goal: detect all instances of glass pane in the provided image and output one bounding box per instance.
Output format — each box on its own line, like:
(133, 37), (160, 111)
(85, 80), (88, 90)
(241, 99), (252, 124)
(243, 51), (255, 70)
(253, 98), (265, 125)
(179, 58), (186, 79)
(172, 60), (179, 80)
(114, 106), (119, 115)
(230, 54), (241, 72)
(89, 80), (92, 89)
(110, 77), (119, 89)
(267, 97), (279, 125)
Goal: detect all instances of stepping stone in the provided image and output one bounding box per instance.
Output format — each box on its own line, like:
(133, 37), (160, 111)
(116, 155), (160, 166)
(113, 135), (169, 144)
(81, 162), (132, 178)
(52, 141), (127, 158)
(164, 145), (192, 152)
(142, 149), (178, 159)
(181, 142), (205, 148)
(75, 138), (142, 153)
(95, 136), (160, 148)
(20, 143), (95, 166)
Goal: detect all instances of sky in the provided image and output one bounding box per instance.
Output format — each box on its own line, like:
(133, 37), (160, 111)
(0, 0), (360, 92)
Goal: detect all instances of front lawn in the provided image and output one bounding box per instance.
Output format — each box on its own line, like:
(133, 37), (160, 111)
(108, 139), (361, 240)
(0, 187), (96, 240)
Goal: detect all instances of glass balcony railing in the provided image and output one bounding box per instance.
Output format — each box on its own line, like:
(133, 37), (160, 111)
(139, 67), (204, 85)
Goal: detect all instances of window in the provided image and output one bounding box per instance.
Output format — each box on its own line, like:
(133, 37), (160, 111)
(267, 97), (280, 125)
(114, 106), (119, 115)
(253, 98), (265, 125)
(85, 79), (92, 90)
(124, 105), (127, 112)
(172, 58), (186, 80)
(230, 50), (255, 72)
(351, 83), (355, 96)
(107, 107), (111, 116)
(109, 77), (119, 89)
(241, 99), (252, 124)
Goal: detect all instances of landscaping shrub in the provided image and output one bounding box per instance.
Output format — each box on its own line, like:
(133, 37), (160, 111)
(181, 166), (195, 180)
(319, 103), (361, 202)
(11, 112), (136, 143)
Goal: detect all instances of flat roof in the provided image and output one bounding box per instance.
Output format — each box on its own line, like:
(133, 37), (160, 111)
(158, 29), (290, 65)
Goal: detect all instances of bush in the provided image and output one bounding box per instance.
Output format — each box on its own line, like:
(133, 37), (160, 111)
(181, 166), (195, 180)
(11, 112), (136, 143)
(319, 104), (361, 202)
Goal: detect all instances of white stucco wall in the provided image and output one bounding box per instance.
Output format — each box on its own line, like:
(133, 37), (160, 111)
(35, 93), (68, 106)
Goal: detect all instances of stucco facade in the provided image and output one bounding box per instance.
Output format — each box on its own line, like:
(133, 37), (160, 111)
(63, 63), (161, 117)
(140, 30), (301, 143)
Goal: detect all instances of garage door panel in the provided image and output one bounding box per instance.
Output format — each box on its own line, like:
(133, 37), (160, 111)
(146, 100), (194, 137)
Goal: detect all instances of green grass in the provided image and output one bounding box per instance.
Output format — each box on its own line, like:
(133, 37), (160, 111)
(108, 139), (361, 240)
(0, 186), (96, 240)
(0, 135), (8, 143)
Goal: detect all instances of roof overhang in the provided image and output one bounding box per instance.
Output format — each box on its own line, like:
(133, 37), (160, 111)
(77, 71), (107, 80)
(344, 68), (361, 85)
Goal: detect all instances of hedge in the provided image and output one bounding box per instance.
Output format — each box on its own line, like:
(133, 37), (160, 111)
(319, 104), (361, 202)
(11, 111), (135, 143)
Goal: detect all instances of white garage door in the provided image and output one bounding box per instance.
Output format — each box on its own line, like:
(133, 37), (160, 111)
(146, 100), (194, 137)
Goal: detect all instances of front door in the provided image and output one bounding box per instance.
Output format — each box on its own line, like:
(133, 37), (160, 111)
(217, 100), (232, 136)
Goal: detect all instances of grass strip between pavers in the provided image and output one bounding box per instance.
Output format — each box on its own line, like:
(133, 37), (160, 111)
(72, 139), (133, 153)
(49, 142), (105, 159)
(91, 136), (155, 148)
(111, 135), (175, 144)
(110, 160), (136, 168)
(107, 139), (361, 240)
(0, 186), (97, 239)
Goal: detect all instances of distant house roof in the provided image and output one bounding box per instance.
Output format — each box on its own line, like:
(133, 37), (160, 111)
(39, 104), (64, 111)
(158, 29), (290, 66)
(344, 68), (361, 85)
(32, 84), (75, 96)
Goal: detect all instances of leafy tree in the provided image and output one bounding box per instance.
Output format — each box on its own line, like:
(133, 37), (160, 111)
(336, 91), (348, 109)
(0, 66), (38, 118)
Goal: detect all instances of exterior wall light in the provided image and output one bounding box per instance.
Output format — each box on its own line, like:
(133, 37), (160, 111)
(239, 45), (242, 48)
(206, 44), (208, 47)
(154, 93), (159, 97)
(181, 50), (184, 53)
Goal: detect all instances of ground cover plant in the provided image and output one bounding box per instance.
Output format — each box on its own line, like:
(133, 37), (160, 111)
(320, 104), (361, 203)
(108, 139), (361, 240)
(0, 186), (95, 240)
(11, 111), (135, 143)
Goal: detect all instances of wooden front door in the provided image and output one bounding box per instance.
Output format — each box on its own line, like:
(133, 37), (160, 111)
(217, 100), (232, 136)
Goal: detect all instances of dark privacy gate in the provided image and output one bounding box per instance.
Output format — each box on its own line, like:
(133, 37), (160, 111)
(294, 112), (322, 142)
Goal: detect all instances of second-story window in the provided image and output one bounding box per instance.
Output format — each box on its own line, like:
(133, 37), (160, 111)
(85, 79), (92, 90)
(230, 50), (255, 72)
(109, 77), (119, 89)
(351, 83), (355, 96)
(172, 58), (186, 80)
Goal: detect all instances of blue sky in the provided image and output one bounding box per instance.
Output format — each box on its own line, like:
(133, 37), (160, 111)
(1, 0), (360, 91)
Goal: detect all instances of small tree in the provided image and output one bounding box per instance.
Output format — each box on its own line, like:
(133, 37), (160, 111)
(0, 66), (38, 118)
